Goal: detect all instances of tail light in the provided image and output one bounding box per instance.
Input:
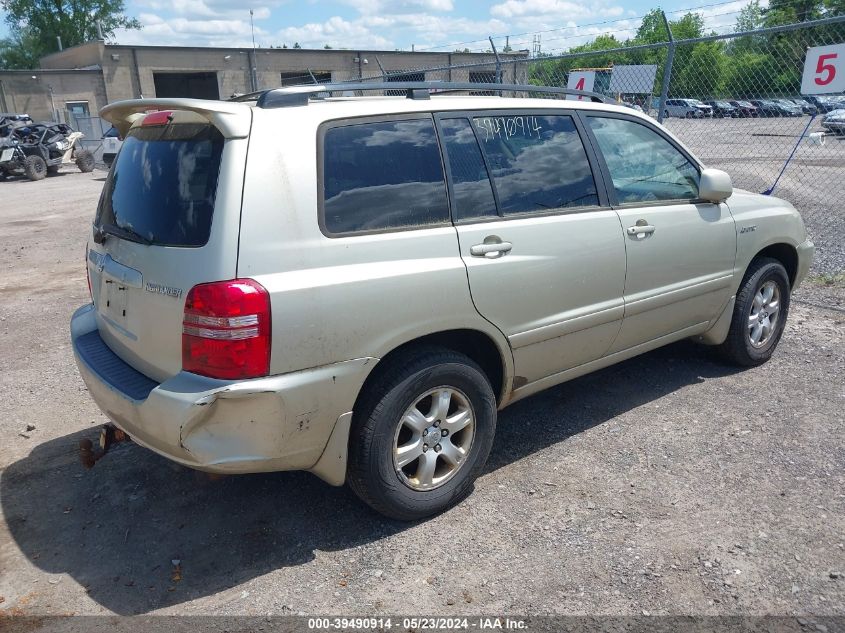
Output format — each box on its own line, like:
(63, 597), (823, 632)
(182, 279), (271, 380)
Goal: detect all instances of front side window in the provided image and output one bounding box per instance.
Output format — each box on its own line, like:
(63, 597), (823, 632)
(322, 119), (449, 234)
(472, 114), (598, 214)
(587, 116), (700, 204)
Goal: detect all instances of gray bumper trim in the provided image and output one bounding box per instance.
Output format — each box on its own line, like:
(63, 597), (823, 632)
(75, 330), (159, 401)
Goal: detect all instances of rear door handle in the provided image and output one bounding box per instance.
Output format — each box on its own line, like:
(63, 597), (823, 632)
(626, 224), (656, 236)
(470, 240), (513, 258)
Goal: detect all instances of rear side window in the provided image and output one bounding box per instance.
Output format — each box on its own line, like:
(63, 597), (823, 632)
(96, 123), (224, 247)
(439, 118), (497, 222)
(322, 119), (449, 235)
(587, 116), (700, 203)
(473, 114), (598, 214)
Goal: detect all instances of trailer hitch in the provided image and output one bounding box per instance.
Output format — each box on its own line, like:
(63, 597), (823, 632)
(79, 424), (130, 469)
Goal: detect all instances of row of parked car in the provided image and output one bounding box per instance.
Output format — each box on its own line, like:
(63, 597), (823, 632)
(661, 95), (845, 118)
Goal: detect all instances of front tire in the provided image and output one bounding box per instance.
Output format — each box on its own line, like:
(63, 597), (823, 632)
(24, 155), (47, 181)
(718, 258), (791, 367)
(347, 347), (497, 521)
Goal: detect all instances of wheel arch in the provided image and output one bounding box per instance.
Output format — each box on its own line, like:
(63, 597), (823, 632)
(752, 242), (798, 286)
(309, 328), (512, 488)
(354, 328), (512, 414)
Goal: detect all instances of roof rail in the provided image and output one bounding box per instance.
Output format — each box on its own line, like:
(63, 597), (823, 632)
(229, 81), (612, 108)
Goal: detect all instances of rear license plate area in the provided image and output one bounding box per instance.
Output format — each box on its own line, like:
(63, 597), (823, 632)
(101, 277), (129, 325)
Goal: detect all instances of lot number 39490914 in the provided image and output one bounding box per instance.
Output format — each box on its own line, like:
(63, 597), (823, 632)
(801, 44), (845, 94)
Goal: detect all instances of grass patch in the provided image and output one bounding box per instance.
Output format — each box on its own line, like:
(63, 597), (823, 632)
(807, 271), (845, 287)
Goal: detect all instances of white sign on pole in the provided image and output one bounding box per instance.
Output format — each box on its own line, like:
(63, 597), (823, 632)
(608, 64), (658, 94)
(566, 70), (596, 100)
(801, 44), (845, 95)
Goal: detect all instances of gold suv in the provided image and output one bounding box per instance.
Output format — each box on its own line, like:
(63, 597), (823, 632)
(71, 83), (814, 520)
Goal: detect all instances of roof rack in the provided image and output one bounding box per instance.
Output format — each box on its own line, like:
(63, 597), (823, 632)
(229, 81), (612, 109)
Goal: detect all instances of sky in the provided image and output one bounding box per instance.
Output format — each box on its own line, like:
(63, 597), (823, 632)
(103, 0), (761, 53)
(0, 0), (762, 54)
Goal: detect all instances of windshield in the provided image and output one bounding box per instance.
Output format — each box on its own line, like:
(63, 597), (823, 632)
(95, 123), (224, 247)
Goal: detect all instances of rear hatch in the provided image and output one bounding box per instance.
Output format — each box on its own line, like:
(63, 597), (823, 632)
(88, 101), (251, 382)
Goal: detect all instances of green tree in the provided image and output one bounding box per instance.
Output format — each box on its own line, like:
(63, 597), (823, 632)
(730, 0), (765, 55)
(0, 27), (43, 68)
(0, 0), (140, 68)
(764, 0), (823, 25)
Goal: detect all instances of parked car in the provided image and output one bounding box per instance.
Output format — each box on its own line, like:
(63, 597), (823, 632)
(72, 82), (814, 520)
(664, 98), (713, 118)
(750, 99), (785, 117)
(728, 100), (759, 117)
(803, 95), (844, 113)
(789, 98), (818, 115)
(772, 99), (804, 117)
(101, 126), (123, 167)
(621, 101), (644, 113)
(703, 100), (739, 118)
(821, 109), (845, 136)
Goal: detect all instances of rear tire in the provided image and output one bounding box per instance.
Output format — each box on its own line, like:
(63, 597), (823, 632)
(717, 258), (790, 367)
(347, 347), (497, 521)
(24, 155), (47, 181)
(75, 150), (95, 173)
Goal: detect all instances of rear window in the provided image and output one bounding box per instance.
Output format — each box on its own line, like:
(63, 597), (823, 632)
(321, 118), (449, 235)
(95, 123), (224, 247)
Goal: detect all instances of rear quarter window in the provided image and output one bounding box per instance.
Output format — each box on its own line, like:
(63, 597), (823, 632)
(321, 118), (449, 235)
(96, 123), (224, 247)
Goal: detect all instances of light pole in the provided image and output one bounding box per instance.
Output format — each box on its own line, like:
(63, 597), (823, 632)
(249, 9), (258, 92)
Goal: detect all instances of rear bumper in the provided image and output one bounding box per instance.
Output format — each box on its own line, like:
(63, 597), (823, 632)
(71, 303), (373, 482)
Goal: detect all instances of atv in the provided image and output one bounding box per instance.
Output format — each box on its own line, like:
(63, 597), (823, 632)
(0, 118), (96, 181)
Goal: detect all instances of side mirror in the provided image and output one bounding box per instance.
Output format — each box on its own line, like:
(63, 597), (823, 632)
(699, 168), (733, 203)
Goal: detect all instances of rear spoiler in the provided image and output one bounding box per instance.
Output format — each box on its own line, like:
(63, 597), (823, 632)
(99, 98), (252, 139)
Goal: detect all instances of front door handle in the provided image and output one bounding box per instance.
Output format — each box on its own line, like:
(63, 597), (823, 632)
(470, 239), (513, 258)
(626, 223), (656, 237)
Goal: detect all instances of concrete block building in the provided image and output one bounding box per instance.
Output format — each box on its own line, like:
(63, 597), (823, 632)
(0, 40), (528, 123)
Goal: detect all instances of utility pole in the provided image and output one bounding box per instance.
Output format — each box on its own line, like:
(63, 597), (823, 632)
(532, 34), (541, 57)
(656, 9), (675, 124)
(249, 9), (258, 92)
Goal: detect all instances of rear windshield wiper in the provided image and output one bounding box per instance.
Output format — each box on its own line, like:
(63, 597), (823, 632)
(95, 223), (154, 246)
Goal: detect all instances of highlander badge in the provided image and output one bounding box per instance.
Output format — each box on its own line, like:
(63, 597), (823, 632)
(145, 282), (183, 299)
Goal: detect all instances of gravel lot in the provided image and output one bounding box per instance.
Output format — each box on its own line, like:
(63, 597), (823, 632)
(0, 168), (843, 622)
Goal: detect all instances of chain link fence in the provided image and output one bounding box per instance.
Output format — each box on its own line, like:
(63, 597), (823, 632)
(62, 112), (109, 166)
